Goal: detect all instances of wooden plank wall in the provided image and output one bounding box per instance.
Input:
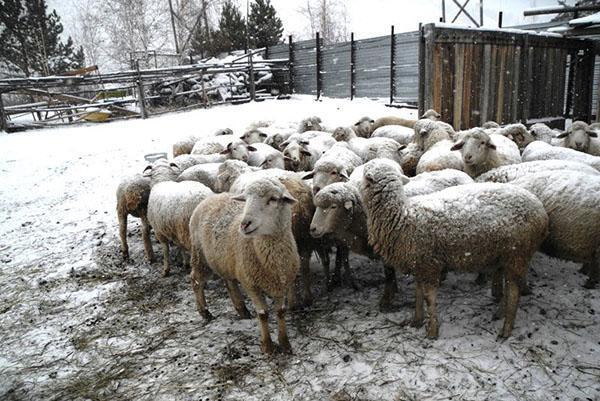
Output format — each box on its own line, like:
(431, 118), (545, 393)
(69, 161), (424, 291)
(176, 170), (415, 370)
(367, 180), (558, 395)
(419, 24), (596, 130)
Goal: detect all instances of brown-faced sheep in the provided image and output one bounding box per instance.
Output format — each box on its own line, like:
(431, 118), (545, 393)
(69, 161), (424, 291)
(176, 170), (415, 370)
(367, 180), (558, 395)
(116, 173), (153, 262)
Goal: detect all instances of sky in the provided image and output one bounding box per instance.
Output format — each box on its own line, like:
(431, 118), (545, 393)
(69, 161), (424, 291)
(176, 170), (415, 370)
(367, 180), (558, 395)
(49, 0), (574, 43)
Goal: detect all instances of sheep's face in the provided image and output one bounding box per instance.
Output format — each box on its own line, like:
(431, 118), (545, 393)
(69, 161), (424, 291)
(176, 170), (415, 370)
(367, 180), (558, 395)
(240, 129), (267, 145)
(451, 130), (496, 167)
(265, 133), (284, 149)
(310, 187), (353, 238)
(260, 153), (285, 170)
(232, 179), (296, 237)
(353, 117), (374, 137)
(298, 117), (322, 133)
(559, 122), (597, 152)
(529, 123), (554, 144)
(360, 159), (409, 198)
(333, 127), (352, 141)
(215, 160), (246, 192)
(143, 160), (180, 186)
(214, 128), (233, 136)
(421, 109), (441, 121)
(222, 141), (253, 162)
(310, 163), (349, 195)
(399, 144), (421, 176)
(504, 124), (533, 149)
(283, 142), (311, 171)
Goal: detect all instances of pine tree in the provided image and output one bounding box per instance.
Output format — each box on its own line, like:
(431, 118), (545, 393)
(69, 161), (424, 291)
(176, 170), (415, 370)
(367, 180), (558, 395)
(214, 1), (247, 53)
(0, 0), (85, 76)
(248, 0), (283, 48)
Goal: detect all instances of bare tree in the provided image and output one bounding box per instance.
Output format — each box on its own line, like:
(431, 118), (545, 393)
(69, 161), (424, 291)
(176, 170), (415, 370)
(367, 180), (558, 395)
(297, 0), (349, 44)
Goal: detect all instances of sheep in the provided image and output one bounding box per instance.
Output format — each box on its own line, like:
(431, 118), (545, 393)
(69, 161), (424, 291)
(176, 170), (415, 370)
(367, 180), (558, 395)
(528, 123), (561, 145)
(116, 173), (153, 262)
(173, 153), (229, 168)
(352, 116), (375, 137)
(511, 171), (600, 288)
(264, 131), (294, 150)
(192, 135), (246, 154)
(359, 159), (548, 338)
(416, 139), (464, 174)
(522, 141), (600, 171)
(143, 158), (181, 186)
(240, 128), (267, 144)
(451, 129), (521, 178)
(281, 133), (336, 172)
(303, 143), (363, 195)
(172, 128), (233, 157)
(495, 123), (534, 151)
(245, 142), (286, 169)
(332, 126), (357, 142)
(344, 137), (404, 164)
(413, 119), (457, 148)
(482, 121), (500, 129)
(556, 121), (600, 156)
(404, 169), (473, 197)
(298, 116), (323, 133)
(372, 115), (417, 131)
(214, 160), (260, 193)
(192, 139), (256, 163)
(371, 125), (415, 145)
(475, 160), (600, 183)
(189, 178), (300, 354)
(399, 142), (424, 177)
(147, 180), (213, 276)
(176, 163), (221, 192)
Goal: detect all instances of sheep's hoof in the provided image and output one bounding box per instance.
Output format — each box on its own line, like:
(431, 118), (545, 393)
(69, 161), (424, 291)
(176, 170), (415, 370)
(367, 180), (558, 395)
(474, 273), (487, 286)
(519, 282), (532, 296)
(496, 332), (510, 342)
(238, 309), (252, 320)
(583, 279), (598, 289)
(200, 309), (214, 322)
(426, 325), (439, 339)
(161, 270), (170, 278)
(279, 339), (293, 355)
(410, 318), (424, 328)
(261, 340), (276, 355)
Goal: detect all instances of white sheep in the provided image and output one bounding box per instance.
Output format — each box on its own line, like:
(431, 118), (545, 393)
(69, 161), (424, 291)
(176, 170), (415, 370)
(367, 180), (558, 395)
(147, 180), (213, 276)
(176, 163), (221, 192)
(511, 170), (600, 288)
(528, 123), (562, 145)
(303, 143), (363, 194)
(298, 116), (323, 133)
(352, 116), (375, 137)
(404, 169), (474, 197)
(359, 159), (548, 338)
(556, 121), (600, 156)
(398, 142), (424, 177)
(413, 119), (456, 147)
(172, 128), (233, 157)
(415, 139), (464, 174)
(189, 178), (300, 354)
(522, 141), (600, 171)
(475, 160), (599, 183)
(371, 125), (415, 145)
(239, 128), (267, 144)
(116, 173), (153, 262)
(451, 129), (521, 177)
(246, 142), (286, 169)
(344, 137), (403, 164)
(213, 160), (260, 193)
(281, 133), (336, 172)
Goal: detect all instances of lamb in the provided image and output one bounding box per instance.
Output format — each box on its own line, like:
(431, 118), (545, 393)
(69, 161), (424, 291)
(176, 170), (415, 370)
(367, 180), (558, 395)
(371, 125), (415, 145)
(451, 129), (521, 177)
(246, 142), (286, 169)
(147, 180), (213, 276)
(176, 163), (221, 192)
(303, 143), (363, 194)
(475, 160), (599, 183)
(172, 128), (233, 157)
(213, 160), (260, 193)
(522, 141), (600, 171)
(116, 173), (153, 262)
(332, 126), (357, 142)
(240, 128), (267, 144)
(189, 178), (300, 354)
(359, 159), (548, 338)
(511, 171), (600, 288)
(192, 139), (256, 163)
(556, 121), (600, 156)
(352, 116), (375, 137)
(281, 133), (336, 171)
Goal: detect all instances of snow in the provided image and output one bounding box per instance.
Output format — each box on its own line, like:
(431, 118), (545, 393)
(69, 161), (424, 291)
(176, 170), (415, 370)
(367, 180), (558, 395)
(569, 11), (600, 26)
(433, 22), (564, 37)
(1, 95), (599, 401)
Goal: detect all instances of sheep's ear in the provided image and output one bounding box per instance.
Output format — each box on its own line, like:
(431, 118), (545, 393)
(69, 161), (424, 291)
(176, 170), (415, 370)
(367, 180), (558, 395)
(247, 145), (257, 152)
(339, 169), (349, 181)
(556, 132), (569, 138)
(450, 141), (464, 151)
(505, 133), (514, 141)
(143, 165), (153, 176)
(231, 194), (246, 201)
(281, 189), (297, 204)
(353, 121), (360, 126)
(587, 129), (598, 138)
(220, 148), (231, 155)
(259, 160), (267, 167)
(300, 149), (312, 156)
(302, 171), (314, 180)
(344, 200), (353, 210)
(169, 162), (180, 171)
(400, 174), (410, 185)
(419, 113), (426, 119)
(259, 132), (267, 138)
(370, 119), (375, 124)
(528, 129), (536, 138)
(398, 144), (407, 151)
(279, 140), (290, 150)
(487, 143), (497, 150)
(364, 172), (375, 183)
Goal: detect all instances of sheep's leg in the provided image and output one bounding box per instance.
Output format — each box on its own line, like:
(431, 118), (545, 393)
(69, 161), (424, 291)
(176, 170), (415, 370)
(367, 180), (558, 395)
(190, 249), (213, 321)
(379, 265), (397, 312)
(412, 282), (424, 328)
(118, 211), (129, 261)
(225, 280), (251, 319)
(274, 296), (292, 354)
(491, 268), (503, 304)
(342, 246), (357, 290)
(499, 276), (521, 339)
(474, 272), (487, 286)
(583, 249), (599, 289)
(246, 289), (275, 355)
(140, 214), (154, 263)
(329, 245), (345, 289)
(423, 284), (439, 339)
(316, 246), (331, 288)
(182, 250), (190, 269)
(299, 249), (313, 307)
(160, 240), (171, 277)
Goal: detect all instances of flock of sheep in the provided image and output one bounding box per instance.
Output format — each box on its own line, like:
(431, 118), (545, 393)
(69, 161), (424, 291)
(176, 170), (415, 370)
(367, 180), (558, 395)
(116, 109), (600, 355)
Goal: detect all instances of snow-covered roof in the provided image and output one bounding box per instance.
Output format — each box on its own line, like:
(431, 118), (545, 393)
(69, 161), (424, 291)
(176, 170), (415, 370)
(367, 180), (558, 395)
(569, 12), (600, 26)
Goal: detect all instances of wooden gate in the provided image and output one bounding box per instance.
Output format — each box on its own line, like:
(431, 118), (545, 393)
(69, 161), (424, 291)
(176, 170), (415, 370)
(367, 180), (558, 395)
(418, 23), (596, 130)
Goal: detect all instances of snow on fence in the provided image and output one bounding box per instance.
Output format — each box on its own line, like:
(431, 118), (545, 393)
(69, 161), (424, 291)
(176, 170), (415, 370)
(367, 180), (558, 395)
(265, 27), (420, 105)
(418, 23), (597, 130)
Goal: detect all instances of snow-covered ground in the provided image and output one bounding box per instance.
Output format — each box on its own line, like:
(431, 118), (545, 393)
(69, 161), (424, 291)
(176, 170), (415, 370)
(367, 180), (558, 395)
(0, 95), (598, 401)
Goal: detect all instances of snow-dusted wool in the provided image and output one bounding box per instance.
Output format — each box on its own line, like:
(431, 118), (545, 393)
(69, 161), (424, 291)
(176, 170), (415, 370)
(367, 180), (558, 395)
(404, 169), (473, 197)
(246, 142), (285, 169)
(303, 143), (363, 194)
(522, 140), (600, 171)
(176, 162), (221, 192)
(475, 159), (599, 183)
(371, 124), (414, 145)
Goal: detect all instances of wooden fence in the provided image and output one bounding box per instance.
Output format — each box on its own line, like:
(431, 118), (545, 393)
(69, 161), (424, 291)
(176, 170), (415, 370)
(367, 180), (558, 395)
(266, 28), (420, 105)
(418, 23), (596, 130)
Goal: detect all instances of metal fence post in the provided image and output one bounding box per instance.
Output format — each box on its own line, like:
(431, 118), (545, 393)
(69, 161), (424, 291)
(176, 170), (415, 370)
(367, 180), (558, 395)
(389, 25), (396, 105)
(316, 32), (322, 99)
(350, 32), (356, 100)
(418, 23), (425, 116)
(288, 35), (295, 94)
(135, 61), (147, 119)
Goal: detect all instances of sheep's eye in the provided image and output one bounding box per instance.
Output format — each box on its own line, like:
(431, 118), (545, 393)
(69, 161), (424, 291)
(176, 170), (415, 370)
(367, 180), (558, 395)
(331, 205), (338, 209)
(269, 197), (278, 204)
(331, 171), (337, 176)
(480, 141), (485, 145)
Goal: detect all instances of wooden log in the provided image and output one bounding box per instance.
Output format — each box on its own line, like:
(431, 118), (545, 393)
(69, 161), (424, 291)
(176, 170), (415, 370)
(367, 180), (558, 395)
(0, 93), (7, 132)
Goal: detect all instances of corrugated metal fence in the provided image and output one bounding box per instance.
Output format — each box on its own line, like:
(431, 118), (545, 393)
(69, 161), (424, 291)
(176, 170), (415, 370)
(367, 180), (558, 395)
(266, 28), (420, 104)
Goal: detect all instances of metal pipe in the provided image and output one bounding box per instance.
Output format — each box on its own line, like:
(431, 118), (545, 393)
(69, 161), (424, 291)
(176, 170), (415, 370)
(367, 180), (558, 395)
(524, 5), (600, 16)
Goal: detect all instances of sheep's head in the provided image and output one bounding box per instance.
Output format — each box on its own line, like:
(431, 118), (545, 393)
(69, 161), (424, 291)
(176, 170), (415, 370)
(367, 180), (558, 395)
(451, 129), (496, 167)
(399, 143), (421, 177)
(420, 127), (451, 152)
(310, 183), (356, 238)
(214, 160), (248, 193)
(360, 158), (409, 198)
(502, 123), (533, 149)
(332, 126), (355, 141)
(220, 140), (256, 162)
(282, 142), (312, 171)
(482, 121), (500, 129)
(265, 133), (285, 149)
(528, 123), (555, 144)
(214, 128), (233, 136)
(298, 116), (322, 133)
(240, 129), (267, 144)
(557, 121), (597, 152)
(260, 152), (285, 170)
(143, 159), (180, 186)
(421, 109), (441, 121)
(353, 117), (374, 137)
(231, 177), (296, 237)
(303, 160), (350, 195)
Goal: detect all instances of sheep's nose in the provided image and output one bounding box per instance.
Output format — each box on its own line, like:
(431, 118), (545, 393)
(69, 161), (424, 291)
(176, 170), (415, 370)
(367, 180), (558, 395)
(465, 154), (472, 161)
(313, 186), (321, 195)
(309, 225), (316, 234)
(240, 219), (252, 231)
(242, 156), (248, 162)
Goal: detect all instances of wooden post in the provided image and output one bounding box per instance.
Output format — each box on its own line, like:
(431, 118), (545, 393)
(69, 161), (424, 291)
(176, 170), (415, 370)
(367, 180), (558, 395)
(248, 51), (256, 101)
(418, 23), (426, 116)
(596, 67), (600, 121)
(350, 32), (356, 100)
(565, 51), (576, 119)
(389, 25), (396, 105)
(201, 68), (208, 107)
(498, 11), (503, 28)
(135, 61), (147, 119)
(167, 0), (180, 55)
(288, 35), (295, 94)
(0, 92), (7, 132)
(519, 34), (531, 124)
(316, 32), (322, 100)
